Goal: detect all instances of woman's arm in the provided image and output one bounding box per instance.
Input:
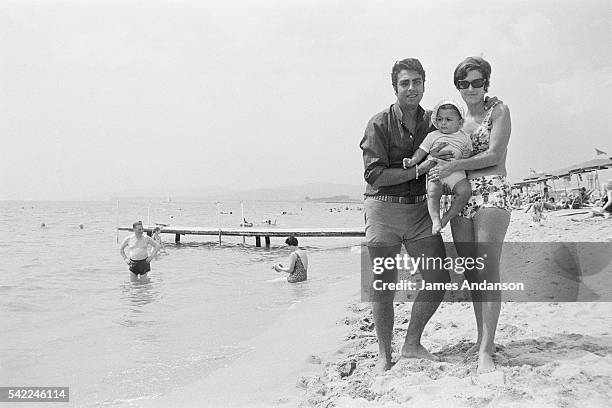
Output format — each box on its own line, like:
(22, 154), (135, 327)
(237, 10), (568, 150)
(274, 253), (297, 274)
(430, 104), (511, 178)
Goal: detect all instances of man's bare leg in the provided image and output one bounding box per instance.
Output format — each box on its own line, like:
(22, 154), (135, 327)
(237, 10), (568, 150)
(368, 244), (401, 372)
(401, 235), (449, 361)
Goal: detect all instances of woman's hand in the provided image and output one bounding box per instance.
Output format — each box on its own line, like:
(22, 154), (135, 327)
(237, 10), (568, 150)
(428, 158), (456, 182)
(484, 96), (502, 110)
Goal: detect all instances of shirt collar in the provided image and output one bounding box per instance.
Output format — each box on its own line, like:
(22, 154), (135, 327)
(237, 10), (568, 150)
(393, 102), (425, 125)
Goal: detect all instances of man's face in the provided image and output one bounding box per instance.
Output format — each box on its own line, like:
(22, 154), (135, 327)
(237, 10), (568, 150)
(134, 224), (144, 237)
(395, 69), (424, 108)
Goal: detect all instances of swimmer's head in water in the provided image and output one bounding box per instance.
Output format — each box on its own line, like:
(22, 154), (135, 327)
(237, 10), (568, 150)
(285, 236), (298, 246)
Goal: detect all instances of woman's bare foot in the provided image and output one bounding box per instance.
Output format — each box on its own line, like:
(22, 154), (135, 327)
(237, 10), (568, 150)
(375, 357), (393, 373)
(401, 343), (440, 361)
(477, 352), (496, 374)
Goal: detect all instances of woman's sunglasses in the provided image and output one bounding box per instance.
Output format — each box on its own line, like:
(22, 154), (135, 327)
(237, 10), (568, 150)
(456, 78), (486, 89)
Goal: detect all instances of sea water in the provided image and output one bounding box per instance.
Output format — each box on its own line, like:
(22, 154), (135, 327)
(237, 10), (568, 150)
(0, 200), (364, 407)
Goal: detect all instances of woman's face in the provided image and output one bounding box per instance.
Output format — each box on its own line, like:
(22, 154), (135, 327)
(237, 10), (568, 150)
(458, 69), (486, 105)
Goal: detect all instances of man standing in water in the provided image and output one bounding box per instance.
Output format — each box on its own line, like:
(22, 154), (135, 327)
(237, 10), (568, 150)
(360, 58), (452, 372)
(120, 221), (160, 280)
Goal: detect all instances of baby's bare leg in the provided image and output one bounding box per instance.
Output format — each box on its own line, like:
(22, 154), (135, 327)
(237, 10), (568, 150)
(441, 179), (472, 229)
(427, 181), (444, 235)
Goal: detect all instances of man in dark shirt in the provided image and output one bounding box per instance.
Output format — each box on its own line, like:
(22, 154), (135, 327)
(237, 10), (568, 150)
(360, 58), (452, 372)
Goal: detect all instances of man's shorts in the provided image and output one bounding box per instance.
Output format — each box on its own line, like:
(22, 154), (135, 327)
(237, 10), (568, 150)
(129, 259), (151, 275)
(364, 198), (433, 247)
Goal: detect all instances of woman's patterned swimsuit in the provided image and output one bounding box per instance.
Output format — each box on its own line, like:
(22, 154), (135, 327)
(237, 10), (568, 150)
(287, 253), (307, 283)
(459, 103), (512, 219)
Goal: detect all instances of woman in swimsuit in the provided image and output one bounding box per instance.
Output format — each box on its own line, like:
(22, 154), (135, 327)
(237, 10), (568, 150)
(429, 57), (512, 374)
(273, 236), (308, 283)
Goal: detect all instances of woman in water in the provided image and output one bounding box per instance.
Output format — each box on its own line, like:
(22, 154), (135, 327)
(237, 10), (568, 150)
(273, 236), (308, 283)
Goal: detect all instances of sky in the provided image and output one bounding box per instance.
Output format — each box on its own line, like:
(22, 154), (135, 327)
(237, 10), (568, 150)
(1, 0), (610, 200)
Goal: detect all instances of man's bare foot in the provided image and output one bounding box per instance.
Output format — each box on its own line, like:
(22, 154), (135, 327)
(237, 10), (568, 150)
(401, 343), (440, 361)
(375, 357), (393, 373)
(477, 352), (496, 374)
(431, 220), (442, 235)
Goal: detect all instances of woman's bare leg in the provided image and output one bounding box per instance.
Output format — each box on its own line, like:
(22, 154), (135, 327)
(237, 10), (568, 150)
(473, 208), (510, 374)
(450, 216), (481, 354)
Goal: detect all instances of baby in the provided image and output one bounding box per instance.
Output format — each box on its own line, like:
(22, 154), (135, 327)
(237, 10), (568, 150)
(403, 100), (473, 234)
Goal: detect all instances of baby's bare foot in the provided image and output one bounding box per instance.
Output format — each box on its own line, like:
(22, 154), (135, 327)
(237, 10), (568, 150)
(431, 220), (442, 235)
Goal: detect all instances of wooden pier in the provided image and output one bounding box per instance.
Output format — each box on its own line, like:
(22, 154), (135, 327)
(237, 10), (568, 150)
(117, 225), (365, 247)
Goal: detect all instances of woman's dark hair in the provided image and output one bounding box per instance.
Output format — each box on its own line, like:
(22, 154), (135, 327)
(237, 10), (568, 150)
(391, 58), (426, 92)
(285, 236), (298, 246)
(453, 56), (491, 92)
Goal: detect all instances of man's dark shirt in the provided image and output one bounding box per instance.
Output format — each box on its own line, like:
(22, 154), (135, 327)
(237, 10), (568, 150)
(360, 103), (435, 197)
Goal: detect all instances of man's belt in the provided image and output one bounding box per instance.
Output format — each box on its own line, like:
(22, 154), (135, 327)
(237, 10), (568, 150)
(368, 194), (427, 204)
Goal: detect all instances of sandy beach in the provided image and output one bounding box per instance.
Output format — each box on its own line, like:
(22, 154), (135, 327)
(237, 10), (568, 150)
(296, 210), (612, 408)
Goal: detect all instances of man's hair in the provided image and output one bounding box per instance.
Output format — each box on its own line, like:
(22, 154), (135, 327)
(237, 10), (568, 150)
(453, 56), (492, 92)
(133, 220), (143, 229)
(391, 58), (426, 92)
(285, 235), (298, 246)
(153, 226), (161, 232)
(437, 104), (462, 119)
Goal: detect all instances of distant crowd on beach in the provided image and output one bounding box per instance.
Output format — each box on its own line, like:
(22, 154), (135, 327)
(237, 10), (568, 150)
(511, 183), (611, 211)
(506, 181), (612, 226)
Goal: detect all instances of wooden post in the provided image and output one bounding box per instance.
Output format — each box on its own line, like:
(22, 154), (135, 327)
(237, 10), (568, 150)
(175, 233), (181, 243)
(219, 230), (222, 246)
(265, 236), (270, 247)
(255, 236), (261, 247)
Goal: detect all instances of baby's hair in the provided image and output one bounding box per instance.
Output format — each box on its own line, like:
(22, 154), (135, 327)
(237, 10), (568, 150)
(437, 104), (462, 118)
